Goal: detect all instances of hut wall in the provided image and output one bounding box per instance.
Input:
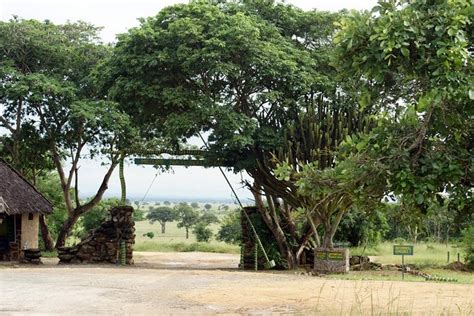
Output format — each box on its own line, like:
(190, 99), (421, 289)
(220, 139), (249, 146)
(21, 213), (39, 250)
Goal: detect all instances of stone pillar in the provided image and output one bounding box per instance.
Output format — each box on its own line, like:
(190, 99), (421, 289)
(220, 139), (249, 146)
(58, 206), (135, 264)
(314, 247), (349, 274)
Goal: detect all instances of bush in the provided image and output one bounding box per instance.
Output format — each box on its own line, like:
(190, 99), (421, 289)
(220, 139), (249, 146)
(217, 212), (241, 244)
(133, 208), (145, 221)
(335, 207), (389, 247)
(461, 225), (474, 270)
(143, 232), (154, 239)
(193, 222), (213, 242)
(81, 198), (120, 234)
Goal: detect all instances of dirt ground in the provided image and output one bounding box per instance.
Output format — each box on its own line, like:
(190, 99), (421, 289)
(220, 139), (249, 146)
(1, 252), (473, 315)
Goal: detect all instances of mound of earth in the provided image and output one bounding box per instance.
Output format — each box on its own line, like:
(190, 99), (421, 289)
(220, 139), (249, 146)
(446, 261), (470, 271)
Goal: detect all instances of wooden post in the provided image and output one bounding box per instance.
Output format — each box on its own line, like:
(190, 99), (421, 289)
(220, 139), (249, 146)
(402, 255), (405, 280)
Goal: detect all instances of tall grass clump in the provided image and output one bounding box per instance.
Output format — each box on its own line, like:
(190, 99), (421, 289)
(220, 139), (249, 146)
(461, 226), (474, 270)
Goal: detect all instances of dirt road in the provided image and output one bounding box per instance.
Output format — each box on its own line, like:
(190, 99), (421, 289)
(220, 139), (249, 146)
(1, 252), (473, 315)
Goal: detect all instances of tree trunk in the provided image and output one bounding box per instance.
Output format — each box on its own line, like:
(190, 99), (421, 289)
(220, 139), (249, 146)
(55, 214), (80, 248)
(320, 207), (346, 249)
(39, 215), (55, 251)
(185, 227), (189, 239)
(322, 232), (334, 249)
(161, 222), (166, 234)
(252, 186), (297, 269)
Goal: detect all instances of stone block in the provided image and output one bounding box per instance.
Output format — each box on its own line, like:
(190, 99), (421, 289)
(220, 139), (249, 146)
(314, 247), (349, 274)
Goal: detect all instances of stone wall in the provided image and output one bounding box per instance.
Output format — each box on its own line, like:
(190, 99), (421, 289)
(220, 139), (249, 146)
(58, 206), (135, 264)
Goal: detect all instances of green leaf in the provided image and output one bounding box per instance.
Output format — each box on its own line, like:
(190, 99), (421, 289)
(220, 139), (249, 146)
(401, 47), (409, 57)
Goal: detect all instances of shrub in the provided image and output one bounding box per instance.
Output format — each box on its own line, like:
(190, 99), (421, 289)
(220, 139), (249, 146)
(217, 211), (241, 244)
(461, 225), (474, 270)
(133, 208), (145, 221)
(193, 222), (213, 242)
(143, 232), (154, 239)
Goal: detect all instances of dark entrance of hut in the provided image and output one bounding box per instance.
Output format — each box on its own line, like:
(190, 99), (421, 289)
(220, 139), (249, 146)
(0, 214), (20, 261)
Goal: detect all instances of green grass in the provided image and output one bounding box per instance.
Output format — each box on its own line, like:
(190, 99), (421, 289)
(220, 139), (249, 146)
(327, 269), (474, 284)
(41, 250), (58, 258)
(342, 242), (473, 284)
(134, 219), (240, 254)
(350, 242), (464, 268)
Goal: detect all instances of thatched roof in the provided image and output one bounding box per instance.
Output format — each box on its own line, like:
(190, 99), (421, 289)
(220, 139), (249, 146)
(0, 158), (53, 215)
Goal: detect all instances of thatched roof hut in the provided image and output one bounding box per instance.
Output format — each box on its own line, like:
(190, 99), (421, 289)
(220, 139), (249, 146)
(0, 158), (52, 215)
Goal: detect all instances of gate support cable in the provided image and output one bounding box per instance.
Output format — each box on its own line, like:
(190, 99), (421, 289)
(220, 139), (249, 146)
(198, 133), (275, 269)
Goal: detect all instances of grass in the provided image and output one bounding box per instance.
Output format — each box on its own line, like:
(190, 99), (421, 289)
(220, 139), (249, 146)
(41, 250), (58, 258)
(343, 241), (473, 284)
(134, 219), (240, 254)
(350, 241), (465, 268)
(327, 269), (474, 284)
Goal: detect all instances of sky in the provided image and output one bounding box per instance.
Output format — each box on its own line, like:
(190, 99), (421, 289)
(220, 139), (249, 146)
(0, 0), (377, 202)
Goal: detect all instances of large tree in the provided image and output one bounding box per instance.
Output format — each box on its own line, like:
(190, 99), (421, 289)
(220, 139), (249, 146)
(102, 1), (373, 268)
(0, 18), (136, 247)
(333, 0), (473, 224)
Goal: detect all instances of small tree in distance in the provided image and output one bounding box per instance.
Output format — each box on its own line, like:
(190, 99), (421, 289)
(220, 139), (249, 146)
(193, 222), (213, 242)
(175, 203), (199, 239)
(147, 206), (176, 234)
(200, 213), (219, 225)
(204, 203), (212, 211)
(217, 212), (241, 245)
(191, 202), (199, 209)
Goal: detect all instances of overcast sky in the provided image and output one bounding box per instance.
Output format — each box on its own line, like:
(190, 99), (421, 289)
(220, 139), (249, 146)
(0, 0), (377, 202)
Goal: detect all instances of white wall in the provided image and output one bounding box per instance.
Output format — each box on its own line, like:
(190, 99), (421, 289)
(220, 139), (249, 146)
(21, 213), (39, 249)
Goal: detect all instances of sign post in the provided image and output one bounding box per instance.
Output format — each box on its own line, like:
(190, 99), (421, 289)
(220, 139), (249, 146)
(393, 245), (414, 280)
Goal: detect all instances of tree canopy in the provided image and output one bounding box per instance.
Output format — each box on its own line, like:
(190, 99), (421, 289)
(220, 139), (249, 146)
(0, 18), (136, 247)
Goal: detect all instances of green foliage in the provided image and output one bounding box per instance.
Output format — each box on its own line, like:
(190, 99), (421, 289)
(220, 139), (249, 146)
(461, 226), (474, 270)
(102, 0), (383, 265)
(335, 207), (389, 247)
(147, 206), (176, 224)
(0, 17), (138, 246)
(36, 173), (69, 239)
(147, 206), (177, 233)
(80, 198), (120, 234)
(204, 203), (212, 211)
(142, 232), (155, 239)
(334, 0), (473, 218)
(247, 210), (285, 269)
(132, 208), (145, 222)
(216, 211), (241, 245)
(199, 212), (219, 225)
(190, 202), (199, 209)
(193, 222), (213, 243)
(175, 203), (200, 238)
(102, 1), (338, 168)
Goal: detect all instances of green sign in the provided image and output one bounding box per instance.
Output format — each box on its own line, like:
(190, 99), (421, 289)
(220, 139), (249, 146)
(315, 250), (344, 261)
(315, 252), (327, 260)
(393, 245), (414, 256)
(134, 158), (223, 167)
